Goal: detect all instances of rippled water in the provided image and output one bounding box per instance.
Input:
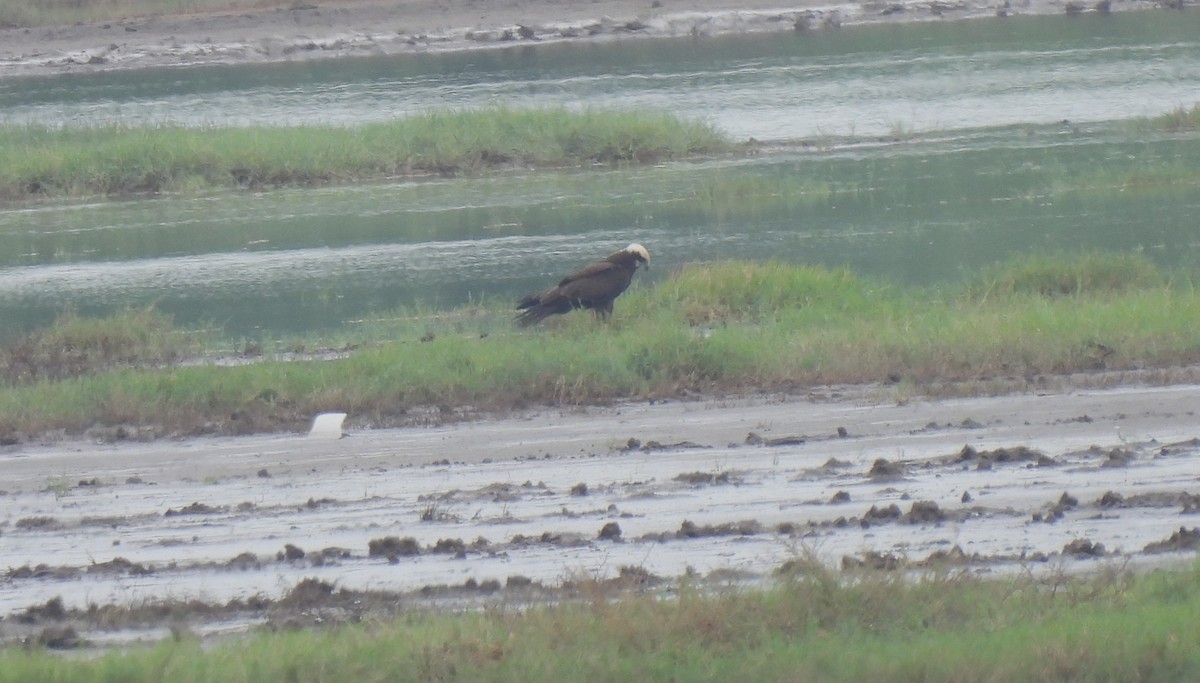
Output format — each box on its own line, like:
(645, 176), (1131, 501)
(1, 12), (1199, 339)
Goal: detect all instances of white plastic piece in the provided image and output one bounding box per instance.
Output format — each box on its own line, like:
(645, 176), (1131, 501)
(308, 412), (347, 439)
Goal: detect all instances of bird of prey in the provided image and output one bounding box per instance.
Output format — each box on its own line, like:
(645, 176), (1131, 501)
(515, 243), (650, 326)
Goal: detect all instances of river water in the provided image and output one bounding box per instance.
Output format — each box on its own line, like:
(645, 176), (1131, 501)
(1, 11), (1199, 340)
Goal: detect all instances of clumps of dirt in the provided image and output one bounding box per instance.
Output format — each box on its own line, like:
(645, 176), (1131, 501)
(7, 564), (81, 581)
(164, 502), (226, 516)
(842, 550), (903, 570)
(673, 471), (738, 486)
(744, 432), (806, 446)
(225, 552), (261, 571)
(33, 625), (85, 649)
(829, 490), (851, 504)
(674, 519), (762, 538)
(423, 480), (550, 504)
(278, 544), (305, 561)
(88, 557), (152, 576)
(1101, 447), (1137, 467)
(640, 440), (710, 451)
(570, 482), (588, 496)
(634, 519), (761, 542)
(16, 597), (67, 624)
(862, 503), (902, 525)
(904, 500), (946, 524)
(1096, 490), (1200, 511)
(598, 521), (622, 540)
(15, 516), (63, 530)
(563, 565), (662, 593)
(868, 458), (905, 480)
(858, 500), (946, 526)
(368, 536), (421, 561)
(1034, 491), (1079, 523)
(952, 444), (1055, 469)
(510, 531), (589, 547)
(430, 538), (467, 557)
(1062, 538), (1106, 557)
(1142, 527), (1200, 553)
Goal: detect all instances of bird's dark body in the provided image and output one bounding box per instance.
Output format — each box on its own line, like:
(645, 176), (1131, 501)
(515, 244), (650, 326)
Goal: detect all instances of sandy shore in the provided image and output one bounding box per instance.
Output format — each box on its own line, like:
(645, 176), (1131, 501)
(0, 0), (1154, 79)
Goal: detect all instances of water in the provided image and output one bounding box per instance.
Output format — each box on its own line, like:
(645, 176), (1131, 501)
(1, 12), (1199, 340)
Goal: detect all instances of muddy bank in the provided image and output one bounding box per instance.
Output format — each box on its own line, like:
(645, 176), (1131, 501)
(2, 382), (1199, 648)
(0, 0), (1165, 79)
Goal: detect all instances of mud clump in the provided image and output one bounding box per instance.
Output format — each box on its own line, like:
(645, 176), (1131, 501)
(278, 544), (305, 561)
(88, 557), (152, 576)
(676, 519), (761, 538)
(869, 458), (905, 479)
(1101, 447), (1136, 468)
(164, 502), (225, 516)
(570, 482), (588, 496)
(598, 521), (622, 540)
(280, 578), (335, 607)
(904, 500), (946, 524)
(1143, 526), (1200, 554)
(862, 503), (902, 526)
(431, 538), (467, 557)
(674, 471), (734, 486)
(1035, 491), (1078, 523)
(954, 445), (1054, 469)
(842, 550), (903, 571)
(368, 536), (420, 561)
(1063, 538), (1106, 557)
(35, 625), (84, 650)
(641, 440), (708, 451)
(226, 552), (261, 570)
(17, 597), (67, 624)
(829, 490), (851, 504)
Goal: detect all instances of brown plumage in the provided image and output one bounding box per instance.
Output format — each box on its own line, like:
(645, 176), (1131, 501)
(515, 243), (650, 326)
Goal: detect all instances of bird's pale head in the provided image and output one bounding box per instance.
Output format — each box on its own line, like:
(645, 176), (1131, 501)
(624, 243), (650, 269)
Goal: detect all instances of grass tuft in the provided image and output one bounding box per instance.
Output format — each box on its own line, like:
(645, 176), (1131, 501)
(966, 250), (1165, 299)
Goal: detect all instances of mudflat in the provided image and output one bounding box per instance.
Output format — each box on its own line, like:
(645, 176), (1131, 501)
(0, 0), (1150, 78)
(4, 379), (1200, 647)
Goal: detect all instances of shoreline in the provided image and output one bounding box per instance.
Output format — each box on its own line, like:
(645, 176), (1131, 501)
(0, 0), (1158, 80)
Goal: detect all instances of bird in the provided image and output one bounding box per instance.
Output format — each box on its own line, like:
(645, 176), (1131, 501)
(515, 243), (650, 326)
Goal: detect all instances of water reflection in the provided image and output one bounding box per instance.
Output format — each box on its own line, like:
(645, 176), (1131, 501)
(2, 12), (1199, 339)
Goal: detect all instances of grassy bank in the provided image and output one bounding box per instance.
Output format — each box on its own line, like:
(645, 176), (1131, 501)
(4, 560), (1199, 682)
(0, 108), (735, 201)
(1, 252), (1198, 440)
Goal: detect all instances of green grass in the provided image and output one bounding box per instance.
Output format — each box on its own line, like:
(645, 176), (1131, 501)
(1, 251), (1198, 439)
(0, 108), (736, 201)
(4, 560), (1200, 682)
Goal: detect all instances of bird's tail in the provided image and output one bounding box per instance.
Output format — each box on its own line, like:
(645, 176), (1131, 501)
(514, 306), (552, 327)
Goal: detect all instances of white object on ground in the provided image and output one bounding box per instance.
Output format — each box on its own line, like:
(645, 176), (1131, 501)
(308, 412), (347, 439)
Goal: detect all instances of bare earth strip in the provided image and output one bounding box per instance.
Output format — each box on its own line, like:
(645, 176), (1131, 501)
(3, 381), (1200, 645)
(0, 0), (1162, 79)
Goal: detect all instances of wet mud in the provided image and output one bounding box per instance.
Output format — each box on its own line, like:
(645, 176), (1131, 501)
(2, 381), (1200, 649)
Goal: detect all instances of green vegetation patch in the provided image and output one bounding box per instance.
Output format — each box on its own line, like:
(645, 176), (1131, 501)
(0, 108), (735, 201)
(4, 561), (1200, 682)
(1, 251), (1198, 440)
